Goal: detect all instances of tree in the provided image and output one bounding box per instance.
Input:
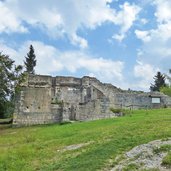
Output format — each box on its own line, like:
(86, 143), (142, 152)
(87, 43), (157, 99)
(166, 69), (171, 85)
(0, 52), (25, 118)
(160, 69), (171, 97)
(160, 86), (171, 97)
(150, 71), (166, 91)
(24, 45), (36, 74)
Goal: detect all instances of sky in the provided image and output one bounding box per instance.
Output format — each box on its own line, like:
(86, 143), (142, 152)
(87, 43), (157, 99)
(0, 0), (171, 91)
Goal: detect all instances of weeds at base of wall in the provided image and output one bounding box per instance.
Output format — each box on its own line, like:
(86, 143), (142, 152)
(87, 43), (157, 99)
(59, 121), (73, 126)
(110, 108), (132, 116)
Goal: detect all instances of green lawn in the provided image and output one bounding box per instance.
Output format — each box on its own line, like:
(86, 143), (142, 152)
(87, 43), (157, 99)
(0, 109), (171, 171)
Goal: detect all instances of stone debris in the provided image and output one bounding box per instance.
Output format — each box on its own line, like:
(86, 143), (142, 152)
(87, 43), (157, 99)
(111, 138), (171, 171)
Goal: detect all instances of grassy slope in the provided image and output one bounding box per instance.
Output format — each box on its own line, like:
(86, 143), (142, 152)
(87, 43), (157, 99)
(0, 109), (171, 171)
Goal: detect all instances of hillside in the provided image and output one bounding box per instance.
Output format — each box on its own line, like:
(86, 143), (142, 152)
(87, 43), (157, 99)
(0, 109), (171, 171)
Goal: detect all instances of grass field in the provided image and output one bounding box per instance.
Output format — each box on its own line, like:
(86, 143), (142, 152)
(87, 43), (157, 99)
(0, 109), (171, 171)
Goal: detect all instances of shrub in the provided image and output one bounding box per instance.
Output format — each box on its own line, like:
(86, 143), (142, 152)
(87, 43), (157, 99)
(160, 86), (171, 97)
(110, 108), (122, 113)
(110, 108), (131, 116)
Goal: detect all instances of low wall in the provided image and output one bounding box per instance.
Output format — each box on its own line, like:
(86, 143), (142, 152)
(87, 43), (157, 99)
(13, 111), (62, 126)
(77, 98), (116, 121)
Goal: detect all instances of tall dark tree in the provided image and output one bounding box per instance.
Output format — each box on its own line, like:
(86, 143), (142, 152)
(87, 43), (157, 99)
(150, 71), (166, 91)
(0, 52), (25, 118)
(24, 45), (36, 74)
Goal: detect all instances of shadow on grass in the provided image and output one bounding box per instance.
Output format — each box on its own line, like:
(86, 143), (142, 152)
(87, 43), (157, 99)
(0, 118), (13, 124)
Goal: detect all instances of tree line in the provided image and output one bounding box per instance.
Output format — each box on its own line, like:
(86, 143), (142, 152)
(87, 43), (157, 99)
(0, 45), (36, 118)
(150, 71), (171, 97)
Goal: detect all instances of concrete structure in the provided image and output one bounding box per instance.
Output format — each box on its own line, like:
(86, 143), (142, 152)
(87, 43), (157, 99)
(13, 74), (171, 126)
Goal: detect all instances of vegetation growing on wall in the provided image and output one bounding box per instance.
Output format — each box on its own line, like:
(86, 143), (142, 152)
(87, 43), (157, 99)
(51, 97), (63, 105)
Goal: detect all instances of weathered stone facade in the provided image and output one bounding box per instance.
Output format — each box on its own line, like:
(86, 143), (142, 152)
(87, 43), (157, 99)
(13, 74), (171, 126)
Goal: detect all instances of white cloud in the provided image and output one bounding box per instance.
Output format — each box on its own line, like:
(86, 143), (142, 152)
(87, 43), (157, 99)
(153, 0), (171, 23)
(0, 41), (19, 58)
(134, 0), (171, 90)
(59, 51), (124, 81)
(0, 0), (141, 46)
(70, 34), (88, 49)
(112, 2), (141, 41)
(140, 18), (148, 24)
(135, 30), (151, 42)
(0, 40), (124, 86)
(134, 61), (159, 90)
(112, 34), (125, 42)
(134, 61), (158, 80)
(0, 1), (27, 33)
(134, 0), (171, 75)
(1, 0), (116, 48)
(118, 2), (141, 33)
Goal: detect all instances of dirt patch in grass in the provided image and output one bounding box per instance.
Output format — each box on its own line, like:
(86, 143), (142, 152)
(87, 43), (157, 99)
(59, 141), (94, 152)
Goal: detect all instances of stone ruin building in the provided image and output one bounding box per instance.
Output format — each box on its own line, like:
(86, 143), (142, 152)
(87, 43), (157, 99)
(13, 74), (171, 126)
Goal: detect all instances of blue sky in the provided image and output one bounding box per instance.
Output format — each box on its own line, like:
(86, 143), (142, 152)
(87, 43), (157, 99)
(0, 0), (171, 91)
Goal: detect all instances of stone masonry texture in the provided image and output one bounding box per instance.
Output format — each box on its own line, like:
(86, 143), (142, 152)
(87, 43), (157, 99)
(13, 74), (171, 126)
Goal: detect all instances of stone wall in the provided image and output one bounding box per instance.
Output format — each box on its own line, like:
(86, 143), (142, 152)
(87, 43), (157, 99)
(13, 74), (171, 126)
(13, 77), (62, 126)
(77, 98), (116, 121)
(112, 92), (170, 109)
